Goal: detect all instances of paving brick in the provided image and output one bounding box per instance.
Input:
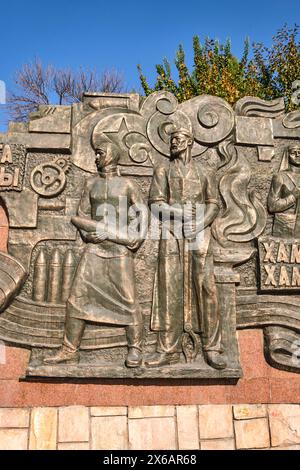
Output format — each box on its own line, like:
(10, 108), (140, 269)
(91, 416), (128, 450)
(201, 439), (235, 450)
(176, 406), (199, 450)
(128, 406), (175, 419)
(268, 405), (300, 447)
(58, 442), (90, 450)
(233, 404), (267, 420)
(198, 405), (233, 439)
(270, 444), (300, 450)
(129, 417), (176, 450)
(0, 408), (30, 428)
(234, 418), (270, 449)
(58, 406), (89, 443)
(0, 429), (28, 450)
(91, 407), (127, 417)
(29, 407), (57, 450)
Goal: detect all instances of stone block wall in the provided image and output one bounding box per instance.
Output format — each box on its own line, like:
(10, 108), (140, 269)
(0, 405), (300, 450)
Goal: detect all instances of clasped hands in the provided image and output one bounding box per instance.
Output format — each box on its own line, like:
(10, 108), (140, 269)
(292, 187), (300, 201)
(82, 222), (109, 244)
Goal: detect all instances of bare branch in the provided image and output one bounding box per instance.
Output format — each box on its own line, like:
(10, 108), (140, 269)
(100, 69), (125, 93)
(6, 59), (125, 121)
(7, 59), (53, 121)
(53, 69), (75, 105)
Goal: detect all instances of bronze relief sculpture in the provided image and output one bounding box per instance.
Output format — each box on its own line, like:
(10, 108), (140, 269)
(43, 140), (145, 368)
(0, 91), (299, 378)
(268, 144), (300, 238)
(146, 129), (225, 370)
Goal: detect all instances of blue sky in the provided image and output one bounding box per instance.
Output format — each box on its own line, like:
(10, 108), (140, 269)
(0, 0), (299, 131)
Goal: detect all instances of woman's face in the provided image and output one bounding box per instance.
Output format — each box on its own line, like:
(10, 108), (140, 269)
(95, 144), (117, 170)
(289, 146), (300, 167)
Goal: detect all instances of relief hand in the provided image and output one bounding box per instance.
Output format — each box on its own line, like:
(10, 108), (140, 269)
(183, 216), (204, 239)
(83, 230), (108, 244)
(292, 187), (300, 200)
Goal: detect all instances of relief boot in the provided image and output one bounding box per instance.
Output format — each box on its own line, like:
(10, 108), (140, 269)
(43, 339), (79, 365)
(125, 347), (143, 368)
(205, 351), (227, 370)
(144, 352), (180, 368)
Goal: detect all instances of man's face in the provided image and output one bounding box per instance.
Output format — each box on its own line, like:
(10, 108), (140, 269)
(289, 146), (300, 167)
(170, 133), (192, 157)
(95, 144), (114, 170)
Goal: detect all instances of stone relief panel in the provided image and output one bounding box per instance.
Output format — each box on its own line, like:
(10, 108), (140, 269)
(0, 91), (299, 379)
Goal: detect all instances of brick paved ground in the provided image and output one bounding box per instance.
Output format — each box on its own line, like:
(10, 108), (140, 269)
(0, 404), (299, 450)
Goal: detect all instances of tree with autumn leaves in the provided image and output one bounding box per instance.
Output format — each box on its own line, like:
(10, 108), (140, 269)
(7, 24), (300, 122)
(138, 24), (300, 111)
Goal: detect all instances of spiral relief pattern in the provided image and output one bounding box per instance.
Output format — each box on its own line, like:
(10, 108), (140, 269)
(179, 95), (235, 148)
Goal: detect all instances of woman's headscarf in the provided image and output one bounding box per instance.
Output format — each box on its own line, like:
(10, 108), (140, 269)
(279, 144), (300, 171)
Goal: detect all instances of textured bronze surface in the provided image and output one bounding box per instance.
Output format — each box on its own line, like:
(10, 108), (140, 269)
(0, 92), (299, 378)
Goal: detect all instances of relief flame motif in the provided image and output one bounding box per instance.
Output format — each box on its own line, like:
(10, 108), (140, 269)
(212, 140), (267, 247)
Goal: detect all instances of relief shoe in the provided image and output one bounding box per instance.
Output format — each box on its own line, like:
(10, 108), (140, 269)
(125, 347), (142, 368)
(145, 352), (180, 368)
(43, 344), (79, 365)
(205, 351), (227, 370)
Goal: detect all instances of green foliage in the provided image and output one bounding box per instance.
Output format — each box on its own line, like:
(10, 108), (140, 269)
(253, 24), (300, 110)
(138, 24), (300, 111)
